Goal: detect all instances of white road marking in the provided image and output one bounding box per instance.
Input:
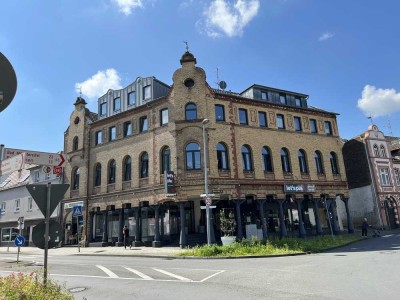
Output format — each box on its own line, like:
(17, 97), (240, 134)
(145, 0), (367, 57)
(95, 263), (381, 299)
(123, 267), (153, 280)
(200, 270), (225, 282)
(382, 234), (394, 238)
(96, 265), (119, 278)
(152, 268), (192, 282)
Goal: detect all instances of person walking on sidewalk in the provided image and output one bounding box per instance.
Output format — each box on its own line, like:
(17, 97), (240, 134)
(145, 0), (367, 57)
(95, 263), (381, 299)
(361, 218), (368, 237)
(123, 225), (130, 249)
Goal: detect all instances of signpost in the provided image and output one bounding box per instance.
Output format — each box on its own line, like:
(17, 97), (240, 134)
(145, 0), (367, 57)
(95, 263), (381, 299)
(14, 235), (25, 263)
(4, 148), (66, 167)
(26, 183), (69, 284)
(72, 206), (83, 252)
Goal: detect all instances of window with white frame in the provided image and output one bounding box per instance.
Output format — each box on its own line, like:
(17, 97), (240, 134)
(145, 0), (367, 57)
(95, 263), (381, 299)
(34, 170), (40, 182)
(394, 168), (400, 186)
(15, 199), (20, 212)
(28, 198), (33, 211)
(1, 202), (5, 214)
(379, 168), (391, 186)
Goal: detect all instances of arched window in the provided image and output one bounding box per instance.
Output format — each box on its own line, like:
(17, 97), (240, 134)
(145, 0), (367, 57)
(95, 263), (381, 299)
(280, 148), (291, 173)
(373, 144), (379, 156)
(108, 160), (116, 184)
(73, 136), (79, 151)
(185, 103), (197, 121)
(241, 145), (253, 171)
(140, 152), (149, 178)
(217, 143), (229, 170)
(123, 156), (132, 181)
(330, 152), (339, 175)
(72, 168), (80, 190)
(94, 163), (101, 186)
(314, 151), (324, 174)
(161, 147), (171, 174)
(262, 146), (273, 172)
(380, 145), (387, 157)
(298, 149), (308, 173)
(186, 143), (201, 170)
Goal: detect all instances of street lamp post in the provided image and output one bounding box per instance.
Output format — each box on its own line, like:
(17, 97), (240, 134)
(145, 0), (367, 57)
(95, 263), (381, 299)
(202, 118), (211, 246)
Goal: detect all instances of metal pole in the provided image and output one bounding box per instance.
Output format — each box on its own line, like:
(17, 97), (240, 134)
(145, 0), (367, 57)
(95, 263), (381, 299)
(44, 182), (51, 285)
(202, 119), (211, 246)
(77, 216), (80, 252)
(323, 196), (334, 238)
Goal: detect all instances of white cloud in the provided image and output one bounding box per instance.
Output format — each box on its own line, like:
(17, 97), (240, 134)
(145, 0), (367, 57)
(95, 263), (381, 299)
(202, 0), (260, 38)
(357, 85), (400, 117)
(75, 69), (122, 100)
(112, 0), (143, 15)
(319, 32), (335, 41)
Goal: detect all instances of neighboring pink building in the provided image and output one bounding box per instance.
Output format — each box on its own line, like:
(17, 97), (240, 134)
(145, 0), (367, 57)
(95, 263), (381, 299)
(343, 125), (400, 229)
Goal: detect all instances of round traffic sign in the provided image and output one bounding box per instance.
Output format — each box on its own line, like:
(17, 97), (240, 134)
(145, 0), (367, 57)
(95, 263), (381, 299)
(14, 235), (25, 247)
(205, 197), (212, 206)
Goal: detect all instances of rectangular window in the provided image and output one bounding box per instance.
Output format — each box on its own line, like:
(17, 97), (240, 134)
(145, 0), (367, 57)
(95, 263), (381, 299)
(261, 92), (268, 101)
(325, 121), (332, 135)
(143, 86), (151, 100)
(123, 121), (132, 137)
(95, 131), (102, 145)
(258, 112), (267, 127)
(28, 198), (33, 211)
(239, 109), (248, 125)
(100, 102), (107, 116)
(1, 202), (5, 214)
(215, 105), (225, 122)
(160, 108), (169, 125)
(395, 168), (400, 186)
(310, 119), (318, 133)
(294, 116), (302, 131)
(295, 97), (302, 107)
(140, 116), (148, 132)
(277, 114), (285, 129)
(109, 126), (116, 141)
(15, 199), (20, 212)
(128, 91), (136, 106)
(379, 168), (391, 186)
(34, 170), (40, 182)
(113, 97), (121, 111)
(279, 94), (287, 104)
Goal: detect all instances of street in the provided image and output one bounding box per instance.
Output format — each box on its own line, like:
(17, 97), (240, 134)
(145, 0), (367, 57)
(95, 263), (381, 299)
(1, 233), (400, 300)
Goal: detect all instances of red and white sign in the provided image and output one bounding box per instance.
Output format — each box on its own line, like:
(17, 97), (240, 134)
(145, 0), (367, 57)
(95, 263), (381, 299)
(53, 166), (63, 175)
(4, 148), (66, 167)
(205, 197), (212, 206)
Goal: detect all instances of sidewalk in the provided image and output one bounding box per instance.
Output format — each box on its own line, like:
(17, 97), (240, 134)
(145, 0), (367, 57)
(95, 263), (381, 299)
(0, 245), (185, 258)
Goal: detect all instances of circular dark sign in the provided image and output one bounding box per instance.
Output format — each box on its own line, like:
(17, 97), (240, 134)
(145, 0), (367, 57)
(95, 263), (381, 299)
(0, 52), (17, 112)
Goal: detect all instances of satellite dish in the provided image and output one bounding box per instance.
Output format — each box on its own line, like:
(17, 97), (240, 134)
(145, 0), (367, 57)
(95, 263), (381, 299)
(219, 81), (227, 90)
(0, 52), (17, 112)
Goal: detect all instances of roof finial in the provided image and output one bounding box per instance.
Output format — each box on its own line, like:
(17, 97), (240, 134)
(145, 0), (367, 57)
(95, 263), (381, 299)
(79, 86), (82, 99)
(183, 40), (189, 52)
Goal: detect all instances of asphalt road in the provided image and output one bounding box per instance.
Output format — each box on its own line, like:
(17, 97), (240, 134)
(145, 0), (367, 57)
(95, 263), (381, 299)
(1, 233), (399, 300)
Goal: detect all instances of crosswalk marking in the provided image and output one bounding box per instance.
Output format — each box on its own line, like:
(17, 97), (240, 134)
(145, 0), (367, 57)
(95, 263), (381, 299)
(123, 267), (153, 280)
(96, 265), (119, 278)
(152, 268), (192, 282)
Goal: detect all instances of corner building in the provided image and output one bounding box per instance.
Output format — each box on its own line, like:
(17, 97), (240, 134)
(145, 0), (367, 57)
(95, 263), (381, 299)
(62, 51), (352, 247)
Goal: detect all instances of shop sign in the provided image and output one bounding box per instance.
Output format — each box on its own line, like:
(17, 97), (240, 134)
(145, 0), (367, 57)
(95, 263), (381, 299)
(166, 171), (176, 193)
(283, 184), (316, 193)
(64, 201), (84, 209)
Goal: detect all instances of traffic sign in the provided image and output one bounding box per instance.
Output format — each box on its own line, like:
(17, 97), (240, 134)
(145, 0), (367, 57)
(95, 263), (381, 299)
(72, 206), (83, 217)
(32, 220), (62, 249)
(205, 197), (212, 206)
(53, 166), (63, 175)
(0, 52), (17, 113)
(18, 217), (25, 230)
(26, 184), (69, 217)
(14, 235), (25, 247)
(4, 148), (66, 167)
(212, 189), (223, 194)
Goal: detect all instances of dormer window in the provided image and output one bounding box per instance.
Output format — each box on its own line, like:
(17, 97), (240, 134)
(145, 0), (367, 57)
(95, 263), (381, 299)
(143, 86), (151, 100)
(261, 91), (268, 101)
(295, 97), (302, 107)
(279, 94), (287, 104)
(100, 102), (107, 116)
(113, 97), (121, 111)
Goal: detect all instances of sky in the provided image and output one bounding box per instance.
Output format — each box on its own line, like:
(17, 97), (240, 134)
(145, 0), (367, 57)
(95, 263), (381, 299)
(1, 0), (400, 154)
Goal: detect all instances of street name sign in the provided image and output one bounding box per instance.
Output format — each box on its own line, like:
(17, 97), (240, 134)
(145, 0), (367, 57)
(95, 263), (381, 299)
(14, 235), (25, 247)
(32, 220), (62, 249)
(201, 206), (216, 209)
(26, 184), (69, 217)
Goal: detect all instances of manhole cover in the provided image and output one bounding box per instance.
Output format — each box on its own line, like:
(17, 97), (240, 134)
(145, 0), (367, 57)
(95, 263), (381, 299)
(68, 287), (86, 293)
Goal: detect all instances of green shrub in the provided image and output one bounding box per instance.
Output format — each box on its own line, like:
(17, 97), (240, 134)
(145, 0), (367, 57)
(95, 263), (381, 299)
(178, 235), (361, 257)
(0, 271), (73, 300)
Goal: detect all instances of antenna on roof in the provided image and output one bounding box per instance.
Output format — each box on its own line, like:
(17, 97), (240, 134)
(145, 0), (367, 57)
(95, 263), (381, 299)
(183, 40), (189, 52)
(215, 67), (227, 90)
(79, 86), (82, 99)
(384, 118), (393, 136)
(367, 115), (373, 125)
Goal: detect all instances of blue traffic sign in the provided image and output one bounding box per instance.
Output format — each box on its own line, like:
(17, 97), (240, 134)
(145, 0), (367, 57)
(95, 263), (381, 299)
(14, 235), (25, 247)
(72, 205), (83, 217)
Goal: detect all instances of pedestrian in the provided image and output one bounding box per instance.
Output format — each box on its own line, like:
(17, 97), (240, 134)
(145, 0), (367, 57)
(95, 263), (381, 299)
(123, 225), (130, 249)
(361, 218), (368, 237)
